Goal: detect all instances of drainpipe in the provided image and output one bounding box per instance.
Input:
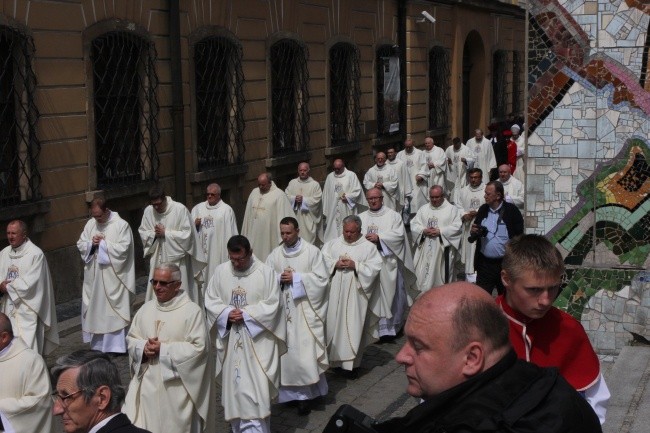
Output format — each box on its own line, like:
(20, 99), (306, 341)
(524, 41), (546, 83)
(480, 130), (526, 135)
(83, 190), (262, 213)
(169, 0), (186, 202)
(398, 0), (407, 140)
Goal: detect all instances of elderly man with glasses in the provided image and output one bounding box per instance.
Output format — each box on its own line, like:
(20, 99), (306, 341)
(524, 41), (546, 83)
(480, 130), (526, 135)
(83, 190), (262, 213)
(51, 349), (149, 433)
(123, 263), (216, 433)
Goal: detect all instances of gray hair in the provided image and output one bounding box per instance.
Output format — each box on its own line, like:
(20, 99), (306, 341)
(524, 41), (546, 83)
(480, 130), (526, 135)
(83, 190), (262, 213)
(342, 215), (362, 229)
(51, 350), (125, 412)
(155, 262), (182, 281)
(207, 183), (221, 194)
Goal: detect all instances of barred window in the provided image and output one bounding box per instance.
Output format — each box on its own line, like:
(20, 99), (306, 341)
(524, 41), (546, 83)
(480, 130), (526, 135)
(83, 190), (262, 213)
(194, 36), (245, 169)
(91, 32), (159, 187)
(0, 26), (40, 206)
(376, 45), (401, 135)
(329, 42), (360, 148)
(270, 39), (309, 156)
(512, 51), (523, 116)
(428, 46), (451, 130)
(492, 50), (509, 120)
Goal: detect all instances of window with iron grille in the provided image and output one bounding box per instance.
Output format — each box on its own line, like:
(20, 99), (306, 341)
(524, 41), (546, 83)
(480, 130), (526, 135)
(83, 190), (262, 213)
(492, 50), (509, 120)
(194, 35), (245, 170)
(329, 42), (360, 148)
(512, 51), (523, 116)
(428, 46), (451, 130)
(0, 26), (40, 207)
(91, 31), (159, 187)
(376, 45), (401, 135)
(270, 39), (309, 156)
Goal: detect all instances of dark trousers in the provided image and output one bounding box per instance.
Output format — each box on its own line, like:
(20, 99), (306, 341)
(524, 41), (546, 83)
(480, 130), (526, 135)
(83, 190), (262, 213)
(475, 252), (505, 295)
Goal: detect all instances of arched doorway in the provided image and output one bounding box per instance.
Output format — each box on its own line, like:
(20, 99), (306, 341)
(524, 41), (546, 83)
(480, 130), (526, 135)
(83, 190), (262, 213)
(462, 31), (486, 141)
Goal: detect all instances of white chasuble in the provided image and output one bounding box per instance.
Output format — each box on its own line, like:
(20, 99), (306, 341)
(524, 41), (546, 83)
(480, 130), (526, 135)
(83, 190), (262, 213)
(285, 177), (323, 244)
(241, 182), (295, 262)
(205, 259), (286, 421)
(396, 148), (429, 212)
(411, 199), (463, 293)
(0, 339), (54, 433)
(0, 240), (59, 355)
(139, 197), (206, 304)
(321, 236), (382, 370)
(359, 207), (418, 337)
(465, 137), (496, 184)
(124, 291), (215, 433)
(265, 240), (329, 397)
(321, 168), (367, 242)
(445, 144), (474, 203)
(77, 211), (135, 344)
(423, 147), (448, 190)
(191, 200), (239, 284)
(363, 165), (400, 210)
(457, 184), (486, 275)
(387, 158), (413, 209)
(513, 134), (526, 184)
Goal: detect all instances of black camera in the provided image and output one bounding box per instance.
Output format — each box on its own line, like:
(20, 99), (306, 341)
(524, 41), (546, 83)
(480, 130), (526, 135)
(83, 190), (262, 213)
(468, 226), (488, 243)
(323, 404), (378, 433)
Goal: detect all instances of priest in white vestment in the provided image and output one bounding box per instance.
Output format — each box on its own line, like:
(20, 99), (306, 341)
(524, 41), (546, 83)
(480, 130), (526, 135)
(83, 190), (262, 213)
(445, 137), (475, 204)
(0, 313), (54, 433)
(241, 173), (294, 262)
(265, 217), (328, 415)
(78, 198), (135, 353)
(124, 263), (215, 433)
(205, 235), (286, 433)
(139, 185), (206, 304)
(359, 189), (417, 339)
(396, 139), (429, 215)
(386, 146), (413, 211)
(363, 152), (400, 211)
(322, 216), (382, 375)
(423, 137), (447, 192)
(511, 124), (526, 184)
(0, 220), (59, 355)
(285, 162), (322, 245)
(412, 186), (463, 293)
(465, 129), (496, 184)
(322, 159), (367, 242)
(191, 183), (238, 284)
(498, 164), (525, 212)
(456, 169), (486, 284)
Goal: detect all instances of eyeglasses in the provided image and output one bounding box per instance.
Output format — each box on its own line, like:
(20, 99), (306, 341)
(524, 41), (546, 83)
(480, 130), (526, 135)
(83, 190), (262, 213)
(150, 279), (179, 287)
(206, 193), (217, 196)
(51, 389), (84, 407)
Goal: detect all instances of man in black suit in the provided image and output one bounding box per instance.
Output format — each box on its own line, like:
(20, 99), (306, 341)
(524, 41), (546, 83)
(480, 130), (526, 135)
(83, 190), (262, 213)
(51, 350), (150, 433)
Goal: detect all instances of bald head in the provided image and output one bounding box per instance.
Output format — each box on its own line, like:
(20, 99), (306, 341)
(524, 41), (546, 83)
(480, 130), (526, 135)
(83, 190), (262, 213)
(396, 282), (510, 399)
(498, 164), (512, 182)
(298, 162), (310, 180)
(375, 152), (386, 167)
(333, 159), (345, 175)
(257, 173), (272, 193)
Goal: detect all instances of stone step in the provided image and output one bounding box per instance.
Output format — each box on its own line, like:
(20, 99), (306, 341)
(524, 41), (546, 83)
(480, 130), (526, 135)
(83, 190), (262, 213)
(603, 346), (650, 433)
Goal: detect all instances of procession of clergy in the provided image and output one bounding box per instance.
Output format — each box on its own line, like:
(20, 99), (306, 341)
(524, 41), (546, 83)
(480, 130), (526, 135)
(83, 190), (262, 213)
(0, 126), (527, 433)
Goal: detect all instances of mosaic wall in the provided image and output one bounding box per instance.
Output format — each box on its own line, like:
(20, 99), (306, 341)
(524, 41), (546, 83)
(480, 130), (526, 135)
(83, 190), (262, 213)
(526, 0), (650, 317)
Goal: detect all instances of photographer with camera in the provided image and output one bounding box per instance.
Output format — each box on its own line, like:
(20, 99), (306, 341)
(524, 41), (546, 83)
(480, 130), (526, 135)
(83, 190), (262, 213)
(470, 180), (523, 295)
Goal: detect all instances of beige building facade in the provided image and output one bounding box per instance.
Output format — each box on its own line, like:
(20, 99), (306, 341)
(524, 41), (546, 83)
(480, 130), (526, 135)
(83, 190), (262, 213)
(0, 0), (524, 303)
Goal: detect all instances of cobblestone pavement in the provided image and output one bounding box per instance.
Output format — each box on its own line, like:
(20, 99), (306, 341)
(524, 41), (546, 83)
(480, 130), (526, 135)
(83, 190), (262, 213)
(45, 323), (417, 433)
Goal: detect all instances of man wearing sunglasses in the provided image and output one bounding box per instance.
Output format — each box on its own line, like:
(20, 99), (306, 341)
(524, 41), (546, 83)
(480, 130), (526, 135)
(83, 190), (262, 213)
(51, 349), (149, 433)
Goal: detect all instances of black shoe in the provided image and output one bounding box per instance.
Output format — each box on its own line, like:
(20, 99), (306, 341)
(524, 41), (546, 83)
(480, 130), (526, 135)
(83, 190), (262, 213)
(297, 400), (312, 415)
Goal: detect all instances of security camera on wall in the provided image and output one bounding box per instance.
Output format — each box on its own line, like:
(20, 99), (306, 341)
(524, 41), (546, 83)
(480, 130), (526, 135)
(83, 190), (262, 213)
(418, 11), (436, 24)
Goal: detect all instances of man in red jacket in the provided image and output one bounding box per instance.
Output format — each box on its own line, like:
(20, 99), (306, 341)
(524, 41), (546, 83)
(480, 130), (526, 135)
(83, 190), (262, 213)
(497, 234), (610, 424)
